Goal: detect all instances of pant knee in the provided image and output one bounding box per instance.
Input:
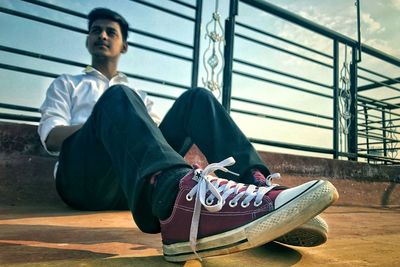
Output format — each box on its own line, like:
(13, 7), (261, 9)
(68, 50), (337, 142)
(98, 85), (132, 103)
(95, 85), (142, 110)
(180, 87), (216, 103)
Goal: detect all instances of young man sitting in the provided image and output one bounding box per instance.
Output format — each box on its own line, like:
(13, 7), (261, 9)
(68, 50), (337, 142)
(38, 8), (338, 262)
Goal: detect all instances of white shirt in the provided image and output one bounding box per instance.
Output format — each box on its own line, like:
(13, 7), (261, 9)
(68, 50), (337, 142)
(38, 66), (159, 156)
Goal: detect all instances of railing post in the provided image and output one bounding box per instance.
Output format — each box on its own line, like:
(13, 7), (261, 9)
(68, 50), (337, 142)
(333, 40), (339, 159)
(363, 105), (370, 163)
(348, 46), (358, 161)
(222, 0), (238, 112)
(382, 109), (388, 164)
(191, 0), (203, 88)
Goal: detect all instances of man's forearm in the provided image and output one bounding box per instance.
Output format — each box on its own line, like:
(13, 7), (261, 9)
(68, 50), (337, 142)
(46, 124), (83, 152)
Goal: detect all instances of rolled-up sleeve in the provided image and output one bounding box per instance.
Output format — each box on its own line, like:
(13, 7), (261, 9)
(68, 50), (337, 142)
(38, 75), (72, 154)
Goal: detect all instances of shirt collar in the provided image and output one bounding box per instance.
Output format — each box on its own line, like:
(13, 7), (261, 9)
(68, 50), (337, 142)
(83, 66), (129, 85)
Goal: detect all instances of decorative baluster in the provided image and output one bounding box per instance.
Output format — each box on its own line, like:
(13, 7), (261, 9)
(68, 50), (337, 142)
(387, 113), (398, 159)
(338, 45), (352, 155)
(202, 0), (225, 97)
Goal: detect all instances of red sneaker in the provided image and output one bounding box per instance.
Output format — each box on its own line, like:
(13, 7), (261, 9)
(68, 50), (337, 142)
(161, 157), (338, 262)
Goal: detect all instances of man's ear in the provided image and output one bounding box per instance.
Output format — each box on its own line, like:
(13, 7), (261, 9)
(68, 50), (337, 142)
(121, 42), (128, 54)
(85, 37), (89, 49)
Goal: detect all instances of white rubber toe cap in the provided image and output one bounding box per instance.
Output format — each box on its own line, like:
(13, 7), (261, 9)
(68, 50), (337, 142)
(274, 180), (323, 209)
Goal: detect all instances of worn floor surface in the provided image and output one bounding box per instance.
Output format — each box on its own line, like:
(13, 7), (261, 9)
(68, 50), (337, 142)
(1, 204), (399, 266)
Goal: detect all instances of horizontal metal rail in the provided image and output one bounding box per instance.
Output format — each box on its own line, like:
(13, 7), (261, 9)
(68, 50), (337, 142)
(358, 74), (400, 95)
(381, 95), (400, 102)
(236, 21), (332, 59)
(0, 45), (86, 68)
(359, 117), (400, 125)
(169, 0), (197, 10)
(0, 113), (40, 122)
(130, 0), (195, 22)
(359, 125), (400, 135)
(235, 33), (332, 68)
(358, 116), (383, 124)
(358, 95), (400, 112)
(127, 41), (192, 62)
(231, 108), (333, 130)
(358, 67), (400, 91)
(234, 58), (333, 90)
(0, 63), (58, 78)
(20, 0), (86, 17)
(0, 103), (39, 113)
(359, 141), (393, 146)
(249, 137), (334, 154)
(358, 132), (399, 143)
(359, 147), (396, 152)
(232, 96), (332, 120)
(233, 70), (332, 99)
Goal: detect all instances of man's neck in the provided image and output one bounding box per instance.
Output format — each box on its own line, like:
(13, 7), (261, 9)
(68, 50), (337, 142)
(92, 58), (118, 80)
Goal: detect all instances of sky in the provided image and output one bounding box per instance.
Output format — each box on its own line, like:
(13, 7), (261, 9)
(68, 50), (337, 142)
(0, 0), (399, 160)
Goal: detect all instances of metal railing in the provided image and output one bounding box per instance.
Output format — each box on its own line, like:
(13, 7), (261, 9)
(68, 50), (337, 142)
(0, 0), (202, 121)
(222, 0), (399, 164)
(1, 0), (399, 164)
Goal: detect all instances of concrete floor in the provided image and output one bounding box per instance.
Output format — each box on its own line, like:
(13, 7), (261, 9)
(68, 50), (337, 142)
(1, 204), (399, 266)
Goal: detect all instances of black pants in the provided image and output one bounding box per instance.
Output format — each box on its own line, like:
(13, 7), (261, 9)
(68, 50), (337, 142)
(56, 85), (270, 233)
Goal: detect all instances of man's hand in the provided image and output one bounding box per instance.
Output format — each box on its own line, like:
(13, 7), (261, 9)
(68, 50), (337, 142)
(46, 124), (83, 152)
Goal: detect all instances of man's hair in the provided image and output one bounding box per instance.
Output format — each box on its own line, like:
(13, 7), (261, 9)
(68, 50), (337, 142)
(88, 8), (129, 42)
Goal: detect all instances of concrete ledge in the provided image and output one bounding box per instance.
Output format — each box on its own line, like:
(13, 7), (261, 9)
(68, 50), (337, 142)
(259, 152), (400, 183)
(0, 122), (48, 157)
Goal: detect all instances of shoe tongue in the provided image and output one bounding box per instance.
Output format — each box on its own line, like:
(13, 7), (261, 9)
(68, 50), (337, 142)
(251, 169), (267, 186)
(180, 169), (199, 187)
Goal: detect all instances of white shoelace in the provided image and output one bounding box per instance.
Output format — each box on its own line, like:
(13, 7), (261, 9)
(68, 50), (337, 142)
(186, 157), (277, 259)
(265, 173), (281, 187)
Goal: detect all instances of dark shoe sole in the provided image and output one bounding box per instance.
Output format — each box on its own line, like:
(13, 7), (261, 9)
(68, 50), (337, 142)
(275, 215), (328, 247)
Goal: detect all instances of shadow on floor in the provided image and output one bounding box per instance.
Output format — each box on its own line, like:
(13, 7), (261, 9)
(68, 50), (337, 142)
(0, 223), (301, 266)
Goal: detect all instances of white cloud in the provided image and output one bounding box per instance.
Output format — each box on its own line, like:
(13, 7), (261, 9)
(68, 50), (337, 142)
(364, 38), (400, 58)
(361, 13), (385, 34)
(391, 0), (400, 10)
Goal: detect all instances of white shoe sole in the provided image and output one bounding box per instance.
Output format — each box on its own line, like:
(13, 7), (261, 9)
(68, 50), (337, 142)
(163, 180), (339, 262)
(275, 215), (328, 247)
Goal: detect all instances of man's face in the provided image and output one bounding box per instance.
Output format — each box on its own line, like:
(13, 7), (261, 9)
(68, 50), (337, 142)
(86, 19), (127, 59)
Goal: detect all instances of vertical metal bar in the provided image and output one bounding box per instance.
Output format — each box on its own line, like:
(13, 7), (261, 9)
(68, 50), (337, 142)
(363, 105), (370, 163)
(191, 0), (203, 88)
(382, 109), (388, 164)
(356, 0), (362, 63)
(348, 46), (358, 161)
(333, 40), (339, 159)
(222, 0), (238, 112)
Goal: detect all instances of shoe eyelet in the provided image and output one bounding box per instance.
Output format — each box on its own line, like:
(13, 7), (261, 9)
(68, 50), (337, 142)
(186, 194), (193, 201)
(229, 200), (238, 208)
(254, 200), (262, 207)
(206, 198), (213, 205)
(241, 201), (250, 208)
